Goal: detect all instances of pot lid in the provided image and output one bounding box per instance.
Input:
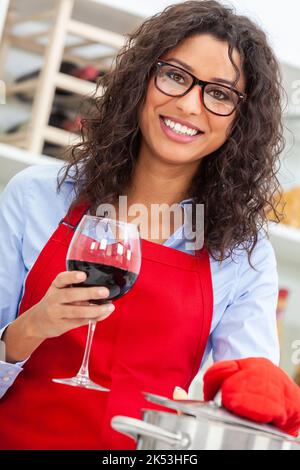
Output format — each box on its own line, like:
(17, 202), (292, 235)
(144, 392), (300, 442)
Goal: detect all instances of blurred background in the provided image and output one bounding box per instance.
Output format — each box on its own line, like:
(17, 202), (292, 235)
(0, 0), (299, 393)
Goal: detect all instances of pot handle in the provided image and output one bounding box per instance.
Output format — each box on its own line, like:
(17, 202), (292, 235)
(111, 416), (190, 449)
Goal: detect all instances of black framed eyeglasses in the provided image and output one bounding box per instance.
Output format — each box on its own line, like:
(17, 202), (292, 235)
(154, 60), (247, 117)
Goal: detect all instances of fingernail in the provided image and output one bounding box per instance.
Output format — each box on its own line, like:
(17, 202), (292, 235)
(76, 272), (86, 280)
(106, 304), (115, 313)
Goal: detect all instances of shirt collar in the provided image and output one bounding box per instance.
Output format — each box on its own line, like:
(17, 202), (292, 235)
(179, 197), (193, 207)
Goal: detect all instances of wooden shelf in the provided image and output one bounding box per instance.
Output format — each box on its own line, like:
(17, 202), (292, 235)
(7, 71), (103, 99)
(56, 72), (102, 97)
(0, 131), (27, 147)
(269, 223), (300, 266)
(0, 0), (127, 154)
(1, 124), (80, 149)
(6, 78), (37, 95)
(44, 125), (80, 147)
(67, 19), (124, 49)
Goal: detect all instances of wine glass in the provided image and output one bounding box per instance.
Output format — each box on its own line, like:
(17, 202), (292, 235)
(53, 215), (141, 391)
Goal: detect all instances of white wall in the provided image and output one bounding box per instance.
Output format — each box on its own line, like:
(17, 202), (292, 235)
(0, 0), (9, 41)
(226, 0), (300, 69)
(97, 0), (300, 69)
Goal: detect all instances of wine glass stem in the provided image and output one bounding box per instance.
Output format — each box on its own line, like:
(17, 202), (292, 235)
(77, 320), (96, 380)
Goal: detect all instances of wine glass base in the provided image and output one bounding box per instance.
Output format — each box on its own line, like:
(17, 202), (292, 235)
(52, 376), (110, 392)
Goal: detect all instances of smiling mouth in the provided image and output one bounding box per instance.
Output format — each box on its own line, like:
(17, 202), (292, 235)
(159, 115), (205, 141)
(159, 115), (205, 135)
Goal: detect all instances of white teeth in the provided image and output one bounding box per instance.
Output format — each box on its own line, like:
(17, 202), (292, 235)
(163, 118), (199, 136)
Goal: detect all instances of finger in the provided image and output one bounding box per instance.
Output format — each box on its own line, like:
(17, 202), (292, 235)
(60, 303), (115, 320)
(53, 271), (87, 289)
(69, 301), (109, 307)
(173, 387), (189, 400)
(173, 386), (189, 417)
(70, 300), (109, 307)
(69, 300), (92, 306)
(63, 314), (112, 330)
(59, 286), (110, 304)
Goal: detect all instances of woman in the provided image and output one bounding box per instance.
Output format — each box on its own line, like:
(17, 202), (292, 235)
(0, 1), (299, 449)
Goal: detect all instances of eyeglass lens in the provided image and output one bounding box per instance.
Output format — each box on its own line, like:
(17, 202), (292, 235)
(156, 64), (240, 116)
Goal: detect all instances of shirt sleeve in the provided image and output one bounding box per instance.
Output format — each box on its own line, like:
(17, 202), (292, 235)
(0, 172), (29, 398)
(210, 235), (280, 365)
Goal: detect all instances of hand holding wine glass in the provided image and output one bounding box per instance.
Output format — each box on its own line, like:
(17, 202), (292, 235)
(27, 270), (114, 339)
(1, 270), (114, 365)
(53, 215), (141, 392)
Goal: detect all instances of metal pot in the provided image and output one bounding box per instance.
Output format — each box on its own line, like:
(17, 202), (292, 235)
(111, 392), (300, 450)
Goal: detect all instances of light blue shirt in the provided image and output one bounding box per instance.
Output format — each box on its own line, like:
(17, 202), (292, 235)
(0, 164), (280, 398)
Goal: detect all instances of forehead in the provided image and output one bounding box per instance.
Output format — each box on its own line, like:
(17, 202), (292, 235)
(161, 34), (246, 91)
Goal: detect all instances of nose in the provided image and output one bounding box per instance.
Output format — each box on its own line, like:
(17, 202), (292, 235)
(175, 84), (205, 115)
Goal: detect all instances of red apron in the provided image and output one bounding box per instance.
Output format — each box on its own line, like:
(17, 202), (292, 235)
(0, 202), (213, 450)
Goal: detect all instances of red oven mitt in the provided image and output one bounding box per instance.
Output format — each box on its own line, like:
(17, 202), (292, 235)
(203, 357), (300, 437)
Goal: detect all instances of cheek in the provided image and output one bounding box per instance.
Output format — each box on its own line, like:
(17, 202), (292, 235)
(208, 115), (235, 145)
(139, 89), (171, 137)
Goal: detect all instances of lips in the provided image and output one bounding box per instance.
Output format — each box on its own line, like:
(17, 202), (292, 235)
(160, 115), (204, 134)
(159, 116), (204, 144)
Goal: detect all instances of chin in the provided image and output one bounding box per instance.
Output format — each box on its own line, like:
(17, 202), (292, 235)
(158, 153), (196, 165)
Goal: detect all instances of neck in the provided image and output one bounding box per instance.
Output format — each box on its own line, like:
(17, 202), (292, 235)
(127, 146), (199, 207)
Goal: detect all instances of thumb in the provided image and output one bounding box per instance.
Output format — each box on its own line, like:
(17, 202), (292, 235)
(173, 386), (189, 400)
(203, 360), (240, 401)
(173, 386), (189, 417)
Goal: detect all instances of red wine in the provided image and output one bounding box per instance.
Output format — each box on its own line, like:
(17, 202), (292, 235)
(67, 260), (138, 304)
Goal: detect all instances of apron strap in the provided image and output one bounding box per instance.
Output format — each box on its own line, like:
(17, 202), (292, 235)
(59, 201), (90, 230)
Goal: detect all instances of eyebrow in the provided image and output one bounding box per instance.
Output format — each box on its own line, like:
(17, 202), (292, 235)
(165, 57), (237, 88)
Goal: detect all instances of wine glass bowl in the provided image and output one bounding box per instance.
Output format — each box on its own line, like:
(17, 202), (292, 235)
(52, 216), (141, 391)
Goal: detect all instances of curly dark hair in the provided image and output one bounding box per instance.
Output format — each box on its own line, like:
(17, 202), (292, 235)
(58, 0), (285, 264)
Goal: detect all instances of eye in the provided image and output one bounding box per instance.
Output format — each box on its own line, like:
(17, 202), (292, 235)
(208, 88), (231, 101)
(166, 70), (186, 84)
